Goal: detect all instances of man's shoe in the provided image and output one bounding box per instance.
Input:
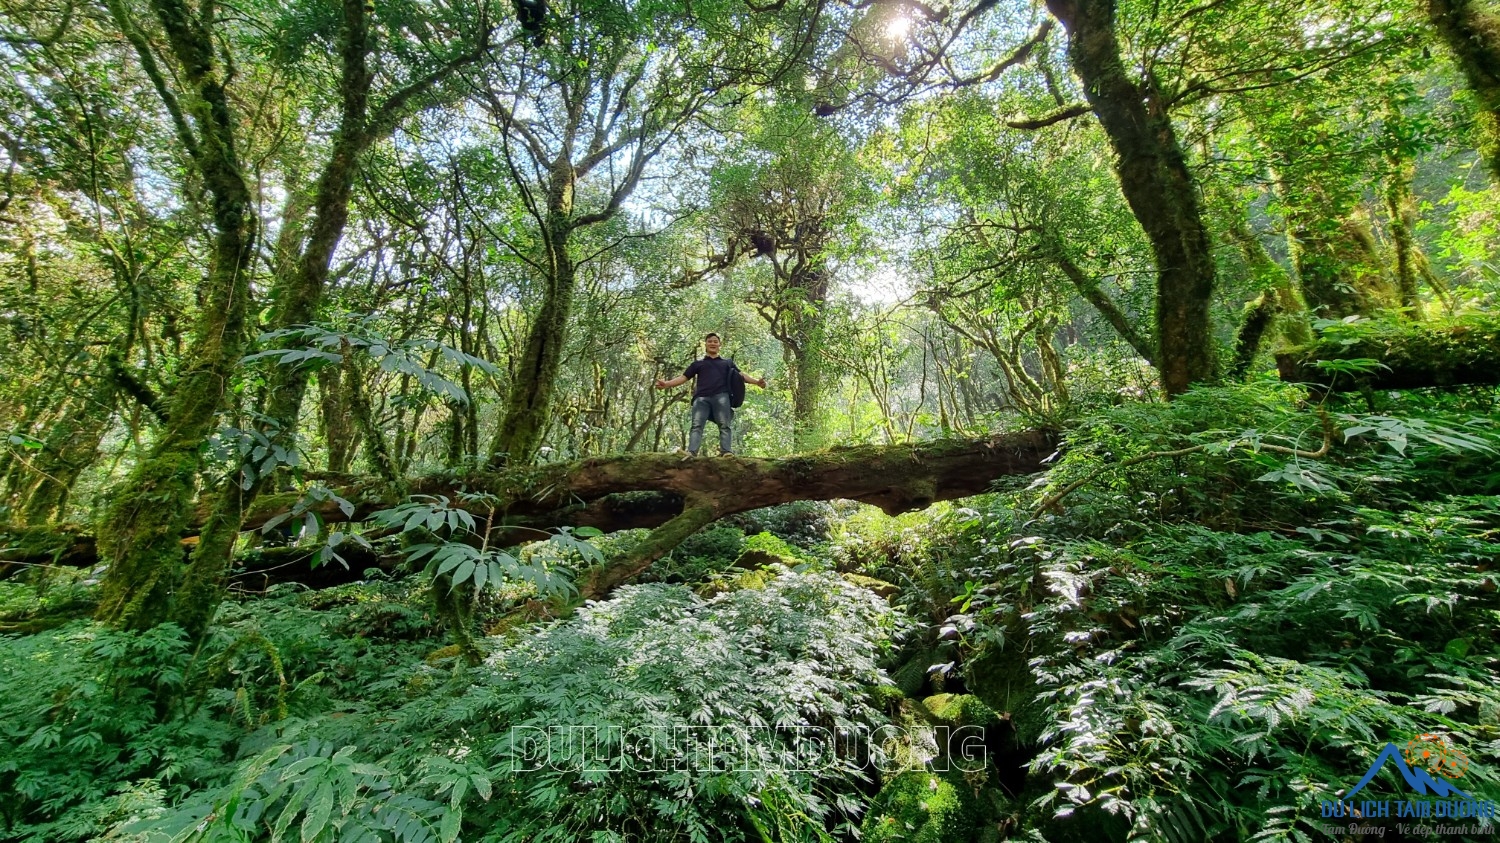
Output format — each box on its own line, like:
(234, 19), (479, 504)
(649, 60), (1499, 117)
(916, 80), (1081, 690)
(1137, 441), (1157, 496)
(718, 451), (734, 457)
(681, 452), (698, 461)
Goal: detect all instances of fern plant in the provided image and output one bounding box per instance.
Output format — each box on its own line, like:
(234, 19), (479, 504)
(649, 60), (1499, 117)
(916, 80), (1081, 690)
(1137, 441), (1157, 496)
(369, 492), (590, 601)
(890, 384), (1500, 842)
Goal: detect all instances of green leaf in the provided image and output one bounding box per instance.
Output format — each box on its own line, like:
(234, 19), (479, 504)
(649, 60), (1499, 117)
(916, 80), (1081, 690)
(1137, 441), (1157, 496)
(262, 511), (294, 533)
(450, 559), (476, 589)
(302, 780), (334, 842)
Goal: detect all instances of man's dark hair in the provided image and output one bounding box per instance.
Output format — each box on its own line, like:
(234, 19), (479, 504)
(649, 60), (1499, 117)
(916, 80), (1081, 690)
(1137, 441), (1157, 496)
(704, 332), (720, 341)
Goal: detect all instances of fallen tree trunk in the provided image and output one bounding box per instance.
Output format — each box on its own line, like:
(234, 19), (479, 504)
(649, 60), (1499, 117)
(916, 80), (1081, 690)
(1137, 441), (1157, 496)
(225, 543), (400, 592)
(5, 432), (1059, 596)
(0, 526), (396, 591)
(252, 430), (1056, 530)
(1277, 315), (1500, 392)
(0, 526), (98, 577)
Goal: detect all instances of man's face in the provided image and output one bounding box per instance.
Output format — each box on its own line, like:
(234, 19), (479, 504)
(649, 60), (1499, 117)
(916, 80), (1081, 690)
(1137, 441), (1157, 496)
(705, 336), (721, 356)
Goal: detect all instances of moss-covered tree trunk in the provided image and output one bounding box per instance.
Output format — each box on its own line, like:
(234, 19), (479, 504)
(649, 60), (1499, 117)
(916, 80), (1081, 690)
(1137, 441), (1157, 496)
(169, 0), (376, 640)
(1286, 207), (1392, 318)
(94, 0), (258, 630)
(1429, 0), (1500, 183)
(344, 350), (403, 484)
(1384, 153), (1434, 315)
(781, 263), (831, 452)
(319, 366), (357, 474)
(17, 372), (116, 525)
(11, 432), (1063, 582)
(491, 201), (579, 466)
(1222, 205), (1308, 377)
(169, 1), (492, 640)
(1277, 314), (1500, 391)
(0, 402), (51, 513)
(1044, 0), (1218, 396)
(789, 348), (826, 451)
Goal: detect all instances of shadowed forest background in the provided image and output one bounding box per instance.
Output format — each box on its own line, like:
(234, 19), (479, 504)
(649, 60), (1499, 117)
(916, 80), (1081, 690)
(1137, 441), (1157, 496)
(1, 0), (1499, 838)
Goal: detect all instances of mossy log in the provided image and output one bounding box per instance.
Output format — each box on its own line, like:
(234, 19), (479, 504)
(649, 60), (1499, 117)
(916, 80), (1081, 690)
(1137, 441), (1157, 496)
(231, 431), (1057, 536)
(1277, 315), (1500, 391)
(0, 525), (100, 577)
(6, 432), (1057, 593)
(224, 543), (399, 592)
(1, 526), (394, 590)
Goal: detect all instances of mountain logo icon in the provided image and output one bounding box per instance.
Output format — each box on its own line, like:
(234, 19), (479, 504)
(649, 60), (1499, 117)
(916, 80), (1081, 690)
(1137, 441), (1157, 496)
(1345, 742), (1471, 800)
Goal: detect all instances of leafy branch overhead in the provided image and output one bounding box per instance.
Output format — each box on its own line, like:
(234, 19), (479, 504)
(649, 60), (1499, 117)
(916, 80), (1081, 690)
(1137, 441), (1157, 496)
(244, 323), (498, 406)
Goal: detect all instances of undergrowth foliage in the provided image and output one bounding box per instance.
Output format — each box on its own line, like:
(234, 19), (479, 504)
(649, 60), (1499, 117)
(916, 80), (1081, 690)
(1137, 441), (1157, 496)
(0, 623), (212, 841)
(0, 577), (440, 842)
(932, 384), (1500, 841)
(444, 571), (898, 841)
(0, 570), (898, 842)
(3, 383), (1498, 843)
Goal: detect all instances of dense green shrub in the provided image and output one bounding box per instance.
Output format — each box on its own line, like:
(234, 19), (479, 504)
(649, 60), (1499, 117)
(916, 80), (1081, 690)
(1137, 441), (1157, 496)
(108, 569), (901, 842)
(922, 384), (1500, 841)
(446, 570), (899, 841)
(0, 574), (448, 842)
(732, 501), (837, 549)
(0, 623), (233, 842)
(638, 524), (746, 583)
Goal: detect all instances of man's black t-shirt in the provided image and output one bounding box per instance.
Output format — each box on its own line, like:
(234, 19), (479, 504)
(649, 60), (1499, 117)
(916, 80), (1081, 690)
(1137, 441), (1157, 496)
(684, 356), (733, 399)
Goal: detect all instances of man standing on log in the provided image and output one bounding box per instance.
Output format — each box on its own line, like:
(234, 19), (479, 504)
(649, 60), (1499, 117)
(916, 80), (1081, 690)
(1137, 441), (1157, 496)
(654, 332), (766, 456)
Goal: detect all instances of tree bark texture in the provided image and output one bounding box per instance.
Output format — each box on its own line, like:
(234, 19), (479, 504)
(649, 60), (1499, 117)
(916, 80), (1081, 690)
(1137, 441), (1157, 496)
(16, 373), (116, 525)
(319, 366), (357, 474)
(1286, 206), (1391, 319)
(1384, 155), (1425, 314)
(1230, 291), (1280, 379)
(1045, 0), (1217, 396)
(171, 0), (494, 640)
(491, 215), (578, 466)
(169, 0), (377, 641)
(94, 0), (258, 630)
(1221, 209), (1307, 374)
(783, 265), (832, 451)
(1429, 0), (1500, 183)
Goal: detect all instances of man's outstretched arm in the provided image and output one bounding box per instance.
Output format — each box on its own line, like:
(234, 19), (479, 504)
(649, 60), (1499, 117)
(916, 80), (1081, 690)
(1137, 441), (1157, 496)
(655, 375), (690, 389)
(740, 371), (767, 388)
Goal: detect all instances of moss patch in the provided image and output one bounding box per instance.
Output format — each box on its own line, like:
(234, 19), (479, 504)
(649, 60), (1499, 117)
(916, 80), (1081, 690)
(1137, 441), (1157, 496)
(696, 566), (779, 597)
(732, 531), (805, 569)
(861, 769), (983, 843)
(921, 693), (1000, 729)
(842, 572), (899, 598)
(1278, 312), (1500, 390)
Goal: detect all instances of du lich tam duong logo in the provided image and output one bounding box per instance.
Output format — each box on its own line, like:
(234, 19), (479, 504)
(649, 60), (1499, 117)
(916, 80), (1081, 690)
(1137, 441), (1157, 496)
(1321, 734), (1496, 831)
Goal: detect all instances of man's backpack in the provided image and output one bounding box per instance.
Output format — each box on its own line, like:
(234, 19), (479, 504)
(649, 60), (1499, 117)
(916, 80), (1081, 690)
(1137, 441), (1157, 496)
(727, 358), (746, 408)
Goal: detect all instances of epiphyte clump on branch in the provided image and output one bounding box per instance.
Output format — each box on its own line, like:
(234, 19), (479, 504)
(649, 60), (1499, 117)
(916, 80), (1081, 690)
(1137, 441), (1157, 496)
(513, 0), (546, 44)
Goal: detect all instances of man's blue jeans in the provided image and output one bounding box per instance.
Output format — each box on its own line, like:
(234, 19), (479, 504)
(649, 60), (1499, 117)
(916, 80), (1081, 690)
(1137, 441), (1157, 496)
(689, 393), (734, 455)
